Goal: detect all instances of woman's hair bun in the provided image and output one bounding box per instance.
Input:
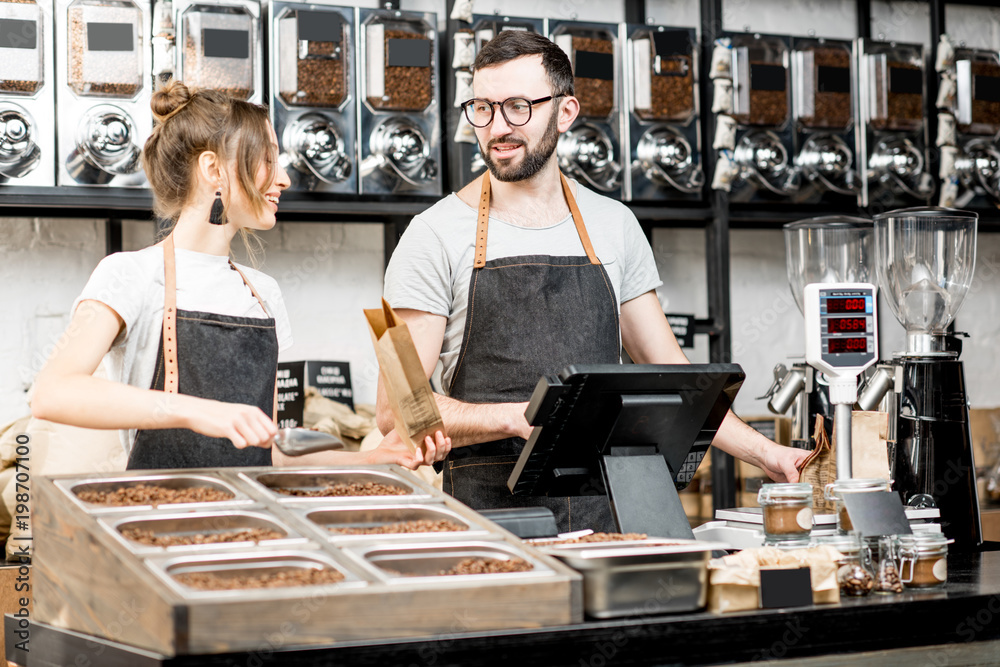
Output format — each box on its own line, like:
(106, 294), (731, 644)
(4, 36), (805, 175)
(151, 80), (192, 123)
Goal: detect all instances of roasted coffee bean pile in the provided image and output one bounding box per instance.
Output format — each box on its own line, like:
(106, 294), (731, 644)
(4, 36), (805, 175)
(962, 61), (1000, 133)
(734, 62), (788, 127)
(77, 484), (234, 507)
(277, 481), (408, 497)
(174, 568), (345, 590)
(871, 62), (923, 131)
(367, 30), (432, 111)
(440, 557), (532, 576)
(184, 35), (251, 100)
(839, 564), (875, 596)
(330, 519), (466, 535)
(573, 36), (615, 118)
(874, 561), (903, 594)
(68, 8), (141, 97)
(122, 527), (284, 547)
(0, 80), (39, 94)
(799, 47), (851, 129)
(546, 532), (648, 544)
(280, 28), (346, 108)
(637, 48), (693, 122)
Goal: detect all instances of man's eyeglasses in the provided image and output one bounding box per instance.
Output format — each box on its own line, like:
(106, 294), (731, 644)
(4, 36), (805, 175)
(460, 96), (558, 128)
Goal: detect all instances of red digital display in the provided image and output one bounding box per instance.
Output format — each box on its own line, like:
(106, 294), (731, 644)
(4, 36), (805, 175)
(828, 337), (867, 354)
(826, 297), (867, 313)
(828, 317), (868, 334)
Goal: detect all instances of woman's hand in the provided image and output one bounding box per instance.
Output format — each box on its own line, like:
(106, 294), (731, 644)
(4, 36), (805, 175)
(366, 429), (452, 470)
(181, 397), (277, 448)
(759, 443), (812, 483)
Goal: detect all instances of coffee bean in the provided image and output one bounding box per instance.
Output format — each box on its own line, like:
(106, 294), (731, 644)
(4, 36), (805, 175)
(367, 30), (432, 111)
(175, 568), (345, 590)
(573, 36), (615, 118)
(77, 484), (234, 507)
(798, 46), (852, 129)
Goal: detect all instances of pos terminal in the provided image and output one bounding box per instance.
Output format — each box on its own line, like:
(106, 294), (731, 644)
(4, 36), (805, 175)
(507, 364), (745, 538)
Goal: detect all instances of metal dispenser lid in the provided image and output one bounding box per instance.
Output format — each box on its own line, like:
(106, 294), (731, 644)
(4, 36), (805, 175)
(0, 105), (40, 179)
(783, 215), (873, 315)
(79, 106), (140, 175)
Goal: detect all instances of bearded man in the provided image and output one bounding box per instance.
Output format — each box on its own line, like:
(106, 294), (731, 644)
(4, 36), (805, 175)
(377, 31), (809, 532)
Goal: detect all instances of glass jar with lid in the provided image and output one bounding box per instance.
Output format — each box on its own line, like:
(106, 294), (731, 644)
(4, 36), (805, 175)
(897, 533), (949, 588)
(824, 478), (890, 533)
(815, 533), (875, 597)
(758, 482), (813, 541)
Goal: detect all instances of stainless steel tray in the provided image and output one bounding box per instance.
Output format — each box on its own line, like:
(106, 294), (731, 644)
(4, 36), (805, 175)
(534, 539), (725, 619)
(54, 473), (254, 514)
(146, 549), (368, 599)
(99, 509), (311, 555)
(296, 503), (497, 544)
(344, 540), (556, 584)
(237, 468), (433, 504)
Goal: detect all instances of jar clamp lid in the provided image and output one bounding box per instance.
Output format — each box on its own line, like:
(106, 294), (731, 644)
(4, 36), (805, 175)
(758, 482), (812, 503)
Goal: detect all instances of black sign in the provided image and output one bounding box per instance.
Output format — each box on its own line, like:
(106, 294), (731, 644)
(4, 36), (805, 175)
(0, 19), (36, 50)
(817, 65), (851, 93)
(889, 66), (923, 95)
(665, 313), (696, 349)
(306, 361), (354, 411)
(276, 362), (306, 429)
(842, 490), (912, 537)
(759, 567), (814, 608)
(652, 30), (690, 57)
(387, 38), (430, 68)
(750, 63), (786, 91)
(203, 28), (249, 59)
(974, 75), (1000, 103)
(87, 22), (133, 52)
(297, 11), (342, 43)
(575, 50), (615, 81)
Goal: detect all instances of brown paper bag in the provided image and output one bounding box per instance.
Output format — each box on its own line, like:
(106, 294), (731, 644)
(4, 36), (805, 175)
(364, 299), (445, 454)
(798, 415), (836, 513)
(851, 411), (891, 480)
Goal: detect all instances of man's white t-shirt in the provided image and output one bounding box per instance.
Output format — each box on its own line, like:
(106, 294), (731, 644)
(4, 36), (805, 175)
(74, 245), (293, 455)
(383, 180), (662, 393)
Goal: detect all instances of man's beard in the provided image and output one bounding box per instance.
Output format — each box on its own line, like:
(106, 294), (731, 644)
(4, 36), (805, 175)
(481, 109), (560, 183)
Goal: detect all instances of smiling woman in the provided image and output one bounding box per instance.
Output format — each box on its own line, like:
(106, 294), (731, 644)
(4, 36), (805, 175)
(29, 81), (452, 472)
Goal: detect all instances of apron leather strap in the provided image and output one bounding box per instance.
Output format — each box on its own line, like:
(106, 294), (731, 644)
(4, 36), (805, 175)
(474, 174), (491, 269)
(473, 172), (600, 269)
(560, 173), (600, 265)
(228, 262), (269, 314)
(162, 235), (179, 394)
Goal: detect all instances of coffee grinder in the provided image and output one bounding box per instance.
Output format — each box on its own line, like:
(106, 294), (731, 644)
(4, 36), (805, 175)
(762, 216), (874, 450)
(858, 207), (981, 549)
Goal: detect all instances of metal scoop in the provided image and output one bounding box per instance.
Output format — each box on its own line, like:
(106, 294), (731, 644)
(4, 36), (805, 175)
(272, 428), (346, 456)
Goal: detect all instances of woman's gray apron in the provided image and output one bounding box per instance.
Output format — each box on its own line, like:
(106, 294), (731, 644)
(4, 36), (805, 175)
(127, 234), (277, 470)
(442, 173), (621, 532)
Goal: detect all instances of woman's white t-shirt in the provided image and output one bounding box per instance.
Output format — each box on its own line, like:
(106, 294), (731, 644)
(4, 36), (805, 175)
(74, 245), (293, 455)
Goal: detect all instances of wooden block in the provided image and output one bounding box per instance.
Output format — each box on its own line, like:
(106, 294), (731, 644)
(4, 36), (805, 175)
(0, 564), (30, 650)
(970, 408), (1000, 472)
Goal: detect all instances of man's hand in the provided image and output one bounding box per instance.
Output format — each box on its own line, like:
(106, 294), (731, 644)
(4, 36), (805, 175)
(365, 429), (452, 470)
(758, 443), (812, 483)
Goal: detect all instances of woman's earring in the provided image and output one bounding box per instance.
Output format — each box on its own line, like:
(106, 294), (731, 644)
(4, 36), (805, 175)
(208, 190), (226, 225)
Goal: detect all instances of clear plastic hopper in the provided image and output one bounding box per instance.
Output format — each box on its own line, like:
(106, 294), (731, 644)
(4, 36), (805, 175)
(784, 216), (874, 315)
(874, 207), (977, 353)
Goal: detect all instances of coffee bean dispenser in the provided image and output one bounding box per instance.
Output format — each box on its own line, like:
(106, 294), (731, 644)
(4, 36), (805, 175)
(0, 0), (53, 186)
(551, 20), (623, 199)
(174, 0), (261, 103)
(357, 7), (440, 196)
(725, 32), (797, 202)
(268, 1), (355, 194)
(55, 0), (149, 186)
(448, 14), (544, 191)
(858, 40), (933, 206)
(790, 37), (859, 204)
(624, 23), (702, 201)
(948, 48), (1000, 205)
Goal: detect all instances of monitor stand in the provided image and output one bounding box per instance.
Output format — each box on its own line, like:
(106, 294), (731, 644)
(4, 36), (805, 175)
(601, 453), (695, 539)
